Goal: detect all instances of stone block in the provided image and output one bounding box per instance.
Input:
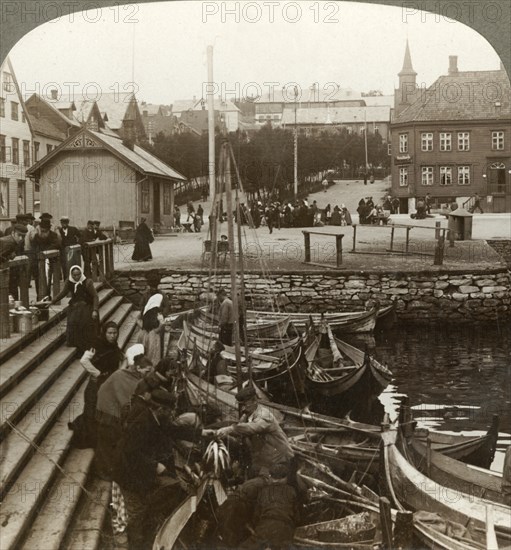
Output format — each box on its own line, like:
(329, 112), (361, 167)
(482, 286), (507, 293)
(483, 299), (499, 307)
(345, 280), (366, 289)
(449, 278), (472, 286)
(409, 300), (433, 309)
(475, 279), (496, 287)
(470, 292), (486, 299)
(434, 281), (449, 290)
(388, 288), (409, 295)
(459, 285), (479, 294)
(389, 281), (408, 288)
(452, 293), (468, 301)
(433, 290), (444, 298)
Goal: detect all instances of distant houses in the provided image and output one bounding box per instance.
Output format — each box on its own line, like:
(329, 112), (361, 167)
(390, 43), (511, 213)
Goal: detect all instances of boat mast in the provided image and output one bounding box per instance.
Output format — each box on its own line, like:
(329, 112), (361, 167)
(222, 141), (243, 392)
(207, 45), (218, 264)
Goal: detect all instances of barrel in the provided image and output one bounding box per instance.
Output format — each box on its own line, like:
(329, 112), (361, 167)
(18, 312), (33, 335)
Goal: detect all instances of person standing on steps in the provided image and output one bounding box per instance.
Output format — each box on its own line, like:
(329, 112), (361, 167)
(470, 193), (484, 213)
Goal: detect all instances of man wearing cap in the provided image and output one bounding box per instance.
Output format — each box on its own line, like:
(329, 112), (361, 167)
(217, 288), (234, 346)
(113, 387), (213, 550)
(93, 220), (108, 241)
(216, 385), (294, 478)
(81, 220), (97, 244)
(58, 216), (81, 278)
(0, 224), (28, 264)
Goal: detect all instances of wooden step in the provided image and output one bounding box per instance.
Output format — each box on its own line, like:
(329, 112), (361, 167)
(0, 384), (88, 550)
(0, 296), (126, 439)
(0, 283), (104, 365)
(20, 447), (96, 550)
(0, 288), (115, 398)
(0, 302), (133, 497)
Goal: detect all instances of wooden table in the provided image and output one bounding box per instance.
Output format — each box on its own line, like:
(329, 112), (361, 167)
(302, 230), (344, 268)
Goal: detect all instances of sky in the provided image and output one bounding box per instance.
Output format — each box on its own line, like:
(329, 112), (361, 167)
(8, 1), (503, 105)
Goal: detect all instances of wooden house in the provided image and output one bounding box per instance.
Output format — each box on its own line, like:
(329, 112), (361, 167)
(26, 127), (186, 229)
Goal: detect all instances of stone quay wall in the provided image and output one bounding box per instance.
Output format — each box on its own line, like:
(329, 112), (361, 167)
(113, 267), (510, 323)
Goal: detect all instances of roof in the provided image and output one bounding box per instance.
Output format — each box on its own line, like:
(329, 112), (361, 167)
(52, 100), (76, 111)
(255, 103), (283, 114)
(254, 87), (361, 104)
(399, 40), (417, 76)
(140, 103), (170, 116)
(172, 98), (240, 113)
(95, 93), (137, 129)
(281, 105), (391, 125)
(393, 69), (511, 124)
(362, 95), (394, 107)
(25, 93), (81, 129)
(27, 128), (187, 181)
(28, 115), (67, 140)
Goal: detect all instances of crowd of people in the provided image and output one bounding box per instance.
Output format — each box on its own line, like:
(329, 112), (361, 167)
(43, 271), (301, 550)
(1, 212), (109, 302)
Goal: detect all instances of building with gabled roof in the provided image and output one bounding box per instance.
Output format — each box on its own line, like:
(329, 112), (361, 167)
(390, 48), (511, 213)
(0, 57), (35, 227)
(172, 97), (240, 132)
(26, 126), (186, 229)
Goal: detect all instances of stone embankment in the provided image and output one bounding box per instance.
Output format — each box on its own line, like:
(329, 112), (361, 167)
(113, 267), (510, 323)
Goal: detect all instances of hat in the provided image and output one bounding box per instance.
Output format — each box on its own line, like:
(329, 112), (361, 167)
(9, 217), (17, 223)
(26, 212), (35, 220)
(13, 224), (28, 234)
(40, 219), (51, 229)
(93, 220), (100, 225)
(15, 214), (25, 222)
(150, 388), (176, 407)
(87, 220), (94, 225)
(235, 385), (257, 403)
(60, 216), (70, 222)
(40, 212), (53, 220)
(135, 356), (153, 369)
(217, 288), (226, 296)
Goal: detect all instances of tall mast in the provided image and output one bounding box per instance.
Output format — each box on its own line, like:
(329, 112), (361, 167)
(223, 141), (243, 391)
(207, 45), (218, 264)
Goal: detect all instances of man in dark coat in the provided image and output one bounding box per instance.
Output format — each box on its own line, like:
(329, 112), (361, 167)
(58, 216), (81, 278)
(0, 224), (27, 264)
(132, 218), (154, 262)
(93, 220), (108, 240)
(113, 388), (211, 550)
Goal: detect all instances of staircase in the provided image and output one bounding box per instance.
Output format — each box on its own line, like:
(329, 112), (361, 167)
(0, 283), (140, 550)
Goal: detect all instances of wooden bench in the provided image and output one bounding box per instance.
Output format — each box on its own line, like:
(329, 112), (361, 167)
(302, 230), (344, 268)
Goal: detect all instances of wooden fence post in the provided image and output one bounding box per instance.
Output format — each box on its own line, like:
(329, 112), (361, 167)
(393, 510), (413, 548)
(303, 231), (311, 264)
(433, 236), (445, 265)
(379, 496), (393, 549)
(335, 235), (343, 267)
(52, 254), (61, 298)
(435, 221), (441, 239)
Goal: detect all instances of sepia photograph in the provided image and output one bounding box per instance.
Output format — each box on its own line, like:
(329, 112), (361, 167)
(0, 0), (510, 548)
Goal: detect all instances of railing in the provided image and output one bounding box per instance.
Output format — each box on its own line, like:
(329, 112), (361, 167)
(82, 239), (115, 281)
(1, 239), (115, 340)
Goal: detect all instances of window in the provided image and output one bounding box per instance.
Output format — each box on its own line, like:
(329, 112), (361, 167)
(0, 177), (8, 217)
(421, 166), (434, 186)
(11, 101), (18, 121)
(33, 141), (40, 162)
(0, 98), (5, 117)
(0, 134), (5, 162)
(492, 131), (504, 150)
(488, 162), (506, 193)
(12, 138), (19, 165)
(141, 180), (150, 213)
(440, 166), (452, 185)
(399, 167), (408, 187)
(458, 132), (470, 151)
(3, 72), (14, 92)
(23, 140), (30, 166)
(163, 183), (172, 214)
(46, 144), (53, 155)
(22, 112), (26, 123)
(458, 166), (470, 185)
(374, 126), (380, 135)
(439, 132), (452, 151)
(17, 180), (25, 214)
(421, 133), (433, 151)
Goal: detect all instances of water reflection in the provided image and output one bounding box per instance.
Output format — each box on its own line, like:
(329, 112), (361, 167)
(374, 321), (511, 471)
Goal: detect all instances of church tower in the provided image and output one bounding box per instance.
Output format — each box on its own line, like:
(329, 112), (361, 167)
(394, 40), (418, 116)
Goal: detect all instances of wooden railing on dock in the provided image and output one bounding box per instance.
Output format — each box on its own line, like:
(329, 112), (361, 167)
(1, 239), (115, 340)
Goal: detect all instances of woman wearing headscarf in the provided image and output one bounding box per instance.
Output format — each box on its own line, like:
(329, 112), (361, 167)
(69, 321), (124, 448)
(51, 265), (99, 352)
(138, 293), (166, 367)
(95, 343), (153, 480)
(132, 217), (154, 262)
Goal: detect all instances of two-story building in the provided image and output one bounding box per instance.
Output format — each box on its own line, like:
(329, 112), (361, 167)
(391, 48), (511, 213)
(172, 97), (240, 133)
(0, 57), (34, 229)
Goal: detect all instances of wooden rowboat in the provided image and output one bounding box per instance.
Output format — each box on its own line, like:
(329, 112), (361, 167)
(304, 323), (392, 397)
(382, 427), (511, 548)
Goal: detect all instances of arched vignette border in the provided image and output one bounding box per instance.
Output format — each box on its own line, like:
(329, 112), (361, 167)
(0, 0), (510, 77)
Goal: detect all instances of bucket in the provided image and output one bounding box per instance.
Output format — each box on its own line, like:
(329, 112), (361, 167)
(18, 312), (33, 336)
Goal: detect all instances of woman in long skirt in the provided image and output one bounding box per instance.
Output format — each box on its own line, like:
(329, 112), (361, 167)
(51, 265), (99, 352)
(132, 217), (154, 261)
(69, 321), (124, 448)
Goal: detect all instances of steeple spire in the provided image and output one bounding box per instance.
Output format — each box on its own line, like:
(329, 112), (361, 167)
(399, 39), (417, 76)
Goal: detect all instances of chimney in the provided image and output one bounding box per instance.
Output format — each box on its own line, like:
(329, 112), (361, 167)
(448, 56), (458, 75)
(50, 89), (58, 100)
